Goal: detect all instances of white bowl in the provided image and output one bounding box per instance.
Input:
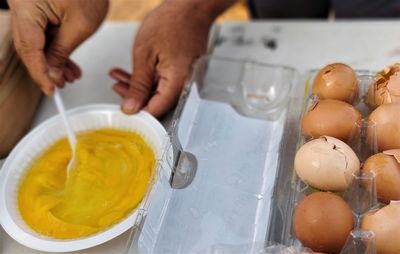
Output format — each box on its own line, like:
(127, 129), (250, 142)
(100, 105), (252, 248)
(0, 104), (170, 252)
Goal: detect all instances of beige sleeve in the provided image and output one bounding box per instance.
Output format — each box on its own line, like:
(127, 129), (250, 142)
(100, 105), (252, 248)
(0, 10), (42, 158)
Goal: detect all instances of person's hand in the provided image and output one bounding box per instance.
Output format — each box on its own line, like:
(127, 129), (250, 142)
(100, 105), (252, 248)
(8, 0), (109, 95)
(109, 1), (216, 118)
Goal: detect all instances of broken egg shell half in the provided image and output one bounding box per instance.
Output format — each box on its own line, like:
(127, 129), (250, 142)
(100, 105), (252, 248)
(368, 103), (400, 151)
(293, 192), (354, 254)
(312, 63), (359, 104)
(294, 136), (360, 192)
(301, 99), (362, 142)
(366, 63), (400, 109)
(363, 149), (400, 204)
(361, 201), (400, 254)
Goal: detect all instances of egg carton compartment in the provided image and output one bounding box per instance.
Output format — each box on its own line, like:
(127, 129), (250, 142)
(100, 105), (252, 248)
(304, 69), (376, 117)
(267, 68), (384, 253)
(302, 70), (380, 162)
(125, 56), (300, 253)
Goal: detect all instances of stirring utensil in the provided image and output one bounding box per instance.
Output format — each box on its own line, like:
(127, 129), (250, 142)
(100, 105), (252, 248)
(53, 88), (76, 176)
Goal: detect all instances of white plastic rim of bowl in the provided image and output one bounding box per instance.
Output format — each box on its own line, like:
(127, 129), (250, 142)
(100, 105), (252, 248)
(0, 104), (171, 252)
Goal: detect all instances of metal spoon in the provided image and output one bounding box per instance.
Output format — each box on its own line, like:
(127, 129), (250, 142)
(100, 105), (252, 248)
(53, 88), (76, 176)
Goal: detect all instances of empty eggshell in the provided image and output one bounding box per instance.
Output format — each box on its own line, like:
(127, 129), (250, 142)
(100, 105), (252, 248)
(294, 136), (360, 191)
(293, 192), (354, 254)
(312, 63), (358, 103)
(363, 150), (400, 204)
(361, 201), (400, 254)
(301, 99), (362, 142)
(366, 63), (400, 109)
(368, 103), (400, 151)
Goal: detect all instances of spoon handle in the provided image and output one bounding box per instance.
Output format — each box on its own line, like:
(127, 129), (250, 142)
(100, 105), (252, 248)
(53, 88), (77, 151)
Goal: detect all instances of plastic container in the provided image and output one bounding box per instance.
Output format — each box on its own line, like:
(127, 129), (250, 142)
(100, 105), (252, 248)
(125, 58), (382, 254)
(0, 104), (171, 252)
(125, 56), (299, 253)
(267, 69), (383, 251)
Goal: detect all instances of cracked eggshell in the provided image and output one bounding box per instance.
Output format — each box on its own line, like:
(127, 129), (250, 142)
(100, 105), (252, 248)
(361, 201), (400, 254)
(363, 149), (400, 204)
(366, 63), (400, 109)
(293, 192), (354, 254)
(301, 99), (362, 142)
(312, 63), (358, 103)
(294, 136), (360, 191)
(368, 103), (400, 151)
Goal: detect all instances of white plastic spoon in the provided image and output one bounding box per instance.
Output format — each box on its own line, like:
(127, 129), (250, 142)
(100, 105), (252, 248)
(53, 87), (76, 176)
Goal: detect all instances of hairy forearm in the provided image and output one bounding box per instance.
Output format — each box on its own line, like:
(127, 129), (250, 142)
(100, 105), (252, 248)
(164, 0), (238, 21)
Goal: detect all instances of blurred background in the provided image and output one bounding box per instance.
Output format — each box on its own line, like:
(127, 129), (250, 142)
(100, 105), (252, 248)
(106, 0), (249, 21)
(0, 0), (249, 21)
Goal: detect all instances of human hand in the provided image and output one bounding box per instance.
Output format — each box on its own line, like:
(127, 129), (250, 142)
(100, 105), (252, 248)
(8, 0), (109, 95)
(109, 1), (216, 117)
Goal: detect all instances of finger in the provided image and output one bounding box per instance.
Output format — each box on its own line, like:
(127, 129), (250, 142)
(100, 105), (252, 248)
(10, 10), (56, 95)
(45, 21), (93, 84)
(109, 68), (131, 83)
(66, 59), (82, 79)
(120, 47), (157, 114)
(112, 82), (130, 98)
(63, 66), (75, 83)
(48, 67), (65, 88)
(56, 82), (65, 89)
(145, 73), (186, 118)
(121, 74), (154, 114)
(56, 79), (66, 88)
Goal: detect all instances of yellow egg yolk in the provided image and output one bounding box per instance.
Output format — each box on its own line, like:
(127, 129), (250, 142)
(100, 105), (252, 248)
(18, 128), (156, 239)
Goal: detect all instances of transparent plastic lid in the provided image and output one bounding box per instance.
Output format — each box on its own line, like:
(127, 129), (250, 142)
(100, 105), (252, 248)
(125, 56), (299, 253)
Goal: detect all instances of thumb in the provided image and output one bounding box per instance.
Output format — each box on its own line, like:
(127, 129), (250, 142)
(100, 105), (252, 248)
(10, 8), (55, 95)
(120, 50), (156, 114)
(110, 67), (155, 115)
(121, 69), (155, 114)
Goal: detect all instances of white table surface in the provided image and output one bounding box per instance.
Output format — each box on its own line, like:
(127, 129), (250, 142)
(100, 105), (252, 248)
(213, 21), (400, 72)
(3, 20), (400, 253)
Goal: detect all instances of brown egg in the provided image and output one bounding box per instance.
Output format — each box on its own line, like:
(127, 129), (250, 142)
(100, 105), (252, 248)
(301, 99), (362, 141)
(366, 63), (400, 109)
(295, 136), (360, 191)
(293, 192), (354, 253)
(368, 103), (400, 150)
(312, 63), (358, 103)
(363, 150), (400, 204)
(361, 201), (400, 254)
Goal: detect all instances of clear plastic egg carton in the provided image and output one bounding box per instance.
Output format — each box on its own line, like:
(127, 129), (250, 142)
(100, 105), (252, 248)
(301, 69), (378, 161)
(267, 68), (382, 253)
(123, 57), (386, 253)
(125, 55), (300, 254)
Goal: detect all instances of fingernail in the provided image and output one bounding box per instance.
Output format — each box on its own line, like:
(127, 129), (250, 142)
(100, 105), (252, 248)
(48, 67), (63, 84)
(122, 98), (140, 113)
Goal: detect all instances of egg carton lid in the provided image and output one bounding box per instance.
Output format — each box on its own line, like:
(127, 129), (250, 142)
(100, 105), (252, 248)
(125, 55), (301, 254)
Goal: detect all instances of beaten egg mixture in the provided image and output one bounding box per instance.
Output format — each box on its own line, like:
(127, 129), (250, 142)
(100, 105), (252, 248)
(18, 129), (156, 239)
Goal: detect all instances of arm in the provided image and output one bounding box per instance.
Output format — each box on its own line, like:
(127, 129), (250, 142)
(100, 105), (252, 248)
(110, 0), (238, 117)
